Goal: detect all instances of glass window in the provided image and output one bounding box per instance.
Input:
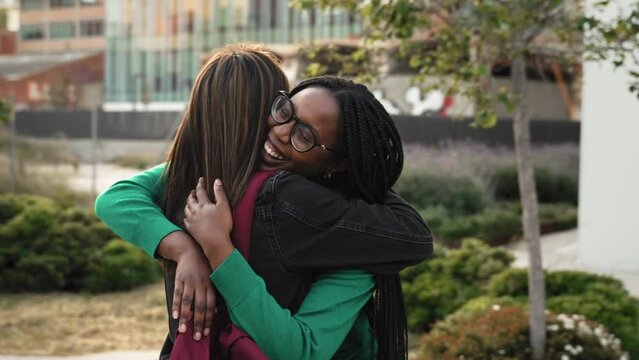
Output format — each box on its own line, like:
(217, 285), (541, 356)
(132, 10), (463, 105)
(50, 22), (75, 39)
(50, 0), (75, 8)
(80, 20), (103, 36)
(21, 0), (45, 11)
(20, 24), (45, 40)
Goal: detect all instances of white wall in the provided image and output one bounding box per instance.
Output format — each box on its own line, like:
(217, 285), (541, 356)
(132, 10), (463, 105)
(579, 0), (639, 272)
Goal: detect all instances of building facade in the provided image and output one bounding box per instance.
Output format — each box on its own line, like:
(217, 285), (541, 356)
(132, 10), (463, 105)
(0, 52), (103, 109)
(579, 0), (639, 278)
(104, 0), (361, 107)
(18, 0), (105, 54)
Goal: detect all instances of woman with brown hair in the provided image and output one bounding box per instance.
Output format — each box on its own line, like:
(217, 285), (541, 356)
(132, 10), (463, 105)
(96, 44), (432, 359)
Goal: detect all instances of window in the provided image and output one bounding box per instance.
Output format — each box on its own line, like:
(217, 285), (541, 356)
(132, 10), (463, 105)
(20, 24), (45, 40)
(50, 0), (75, 8)
(21, 0), (45, 11)
(50, 22), (75, 39)
(80, 20), (103, 36)
(80, 0), (101, 5)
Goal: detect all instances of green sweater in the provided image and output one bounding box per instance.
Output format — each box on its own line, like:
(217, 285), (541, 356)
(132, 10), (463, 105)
(94, 164), (376, 359)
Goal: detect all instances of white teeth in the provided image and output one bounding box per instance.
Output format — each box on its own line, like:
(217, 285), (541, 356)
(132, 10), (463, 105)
(264, 142), (284, 160)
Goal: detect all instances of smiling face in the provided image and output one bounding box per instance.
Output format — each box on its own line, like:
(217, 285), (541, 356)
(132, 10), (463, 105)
(259, 87), (345, 178)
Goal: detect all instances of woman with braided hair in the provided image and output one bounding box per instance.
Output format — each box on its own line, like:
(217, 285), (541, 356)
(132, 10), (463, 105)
(253, 76), (409, 358)
(96, 47), (431, 360)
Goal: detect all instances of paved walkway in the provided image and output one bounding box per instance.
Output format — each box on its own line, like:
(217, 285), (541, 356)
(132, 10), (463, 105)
(505, 229), (639, 297)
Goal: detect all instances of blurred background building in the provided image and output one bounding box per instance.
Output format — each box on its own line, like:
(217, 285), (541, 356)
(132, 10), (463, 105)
(0, 0), (580, 120)
(103, 0), (360, 109)
(18, 0), (104, 54)
(0, 0), (104, 109)
(0, 0), (19, 54)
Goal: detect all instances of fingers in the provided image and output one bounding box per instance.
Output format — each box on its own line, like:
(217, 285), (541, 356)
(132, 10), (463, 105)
(192, 288), (207, 341)
(187, 189), (198, 208)
(212, 179), (229, 208)
(184, 191), (196, 230)
(172, 282), (183, 323)
(196, 177), (212, 204)
(179, 284), (194, 334)
(204, 286), (216, 337)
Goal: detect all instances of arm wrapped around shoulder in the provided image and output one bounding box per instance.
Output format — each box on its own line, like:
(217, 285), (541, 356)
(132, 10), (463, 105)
(264, 171), (433, 274)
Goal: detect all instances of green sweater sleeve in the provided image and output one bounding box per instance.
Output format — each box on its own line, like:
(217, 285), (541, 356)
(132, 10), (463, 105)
(94, 163), (182, 257)
(210, 250), (375, 360)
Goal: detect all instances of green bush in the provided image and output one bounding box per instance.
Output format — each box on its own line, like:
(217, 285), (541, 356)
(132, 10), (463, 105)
(417, 206), (449, 232)
(435, 216), (476, 246)
(488, 268), (530, 297)
(539, 203), (578, 232)
(417, 306), (628, 360)
(395, 171), (487, 214)
(489, 268), (639, 357)
(84, 239), (162, 293)
(493, 165), (578, 205)
(0, 193), (159, 293)
(548, 284), (639, 358)
(401, 239), (513, 331)
(473, 206), (522, 245)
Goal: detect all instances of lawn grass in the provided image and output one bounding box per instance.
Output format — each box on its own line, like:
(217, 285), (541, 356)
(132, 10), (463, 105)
(0, 282), (167, 356)
(0, 280), (425, 356)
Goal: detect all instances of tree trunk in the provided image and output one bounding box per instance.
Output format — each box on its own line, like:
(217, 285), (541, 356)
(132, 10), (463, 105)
(511, 47), (546, 359)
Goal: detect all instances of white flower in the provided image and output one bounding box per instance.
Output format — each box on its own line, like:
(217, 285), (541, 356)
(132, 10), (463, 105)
(561, 355), (570, 360)
(492, 304), (501, 311)
(498, 349), (506, 355)
(614, 339), (621, 347)
(563, 319), (575, 330)
(620, 352), (630, 360)
(577, 321), (592, 335)
(547, 324), (560, 332)
(571, 314), (584, 321)
(601, 338), (609, 347)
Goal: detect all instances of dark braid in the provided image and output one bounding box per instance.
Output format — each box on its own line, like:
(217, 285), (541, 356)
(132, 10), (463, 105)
(291, 76), (407, 360)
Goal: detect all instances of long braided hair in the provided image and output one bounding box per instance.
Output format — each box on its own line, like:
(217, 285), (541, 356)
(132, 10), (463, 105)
(290, 76), (407, 360)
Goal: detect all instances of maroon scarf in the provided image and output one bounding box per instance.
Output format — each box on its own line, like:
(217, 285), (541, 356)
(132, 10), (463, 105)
(170, 171), (274, 360)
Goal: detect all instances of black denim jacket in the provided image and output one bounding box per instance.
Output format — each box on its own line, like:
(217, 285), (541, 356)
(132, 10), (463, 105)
(161, 171), (433, 358)
(249, 171), (433, 313)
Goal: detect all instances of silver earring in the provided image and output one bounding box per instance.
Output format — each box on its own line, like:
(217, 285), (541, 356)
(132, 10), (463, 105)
(324, 171), (332, 179)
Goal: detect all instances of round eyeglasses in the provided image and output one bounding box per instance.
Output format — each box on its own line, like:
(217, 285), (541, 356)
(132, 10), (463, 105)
(270, 90), (338, 154)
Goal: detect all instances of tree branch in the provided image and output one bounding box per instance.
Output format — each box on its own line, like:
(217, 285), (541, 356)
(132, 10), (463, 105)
(523, 3), (567, 44)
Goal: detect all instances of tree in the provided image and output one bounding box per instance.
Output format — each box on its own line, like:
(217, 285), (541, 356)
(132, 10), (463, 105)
(295, 1), (638, 359)
(0, 98), (11, 125)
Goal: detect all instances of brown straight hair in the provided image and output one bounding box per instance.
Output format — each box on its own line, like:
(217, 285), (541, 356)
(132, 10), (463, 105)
(162, 43), (289, 224)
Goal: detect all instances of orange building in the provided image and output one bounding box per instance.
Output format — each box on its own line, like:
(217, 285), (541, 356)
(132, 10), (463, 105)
(0, 51), (103, 109)
(18, 0), (105, 54)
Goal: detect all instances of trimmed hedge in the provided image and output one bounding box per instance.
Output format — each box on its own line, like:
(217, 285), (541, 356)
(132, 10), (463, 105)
(394, 171), (487, 215)
(0, 194), (161, 293)
(493, 165), (578, 205)
(420, 202), (577, 246)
